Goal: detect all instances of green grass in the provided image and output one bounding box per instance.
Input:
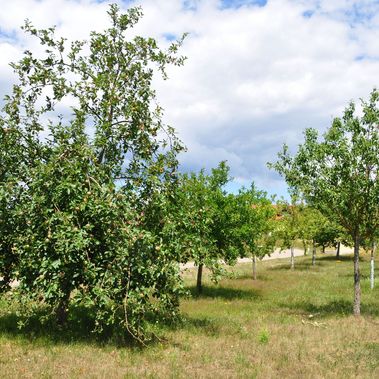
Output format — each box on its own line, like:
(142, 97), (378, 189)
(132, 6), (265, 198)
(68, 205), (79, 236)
(1, 252), (379, 378)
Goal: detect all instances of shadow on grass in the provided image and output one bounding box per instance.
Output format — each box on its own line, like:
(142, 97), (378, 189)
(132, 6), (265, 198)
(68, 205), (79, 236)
(268, 261), (327, 271)
(164, 314), (222, 337)
(187, 285), (261, 300)
(0, 304), (163, 348)
(268, 255), (358, 272)
(0, 300), (227, 347)
(318, 255), (353, 262)
(232, 273), (270, 281)
(280, 299), (379, 318)
(0, 306), (199, 350)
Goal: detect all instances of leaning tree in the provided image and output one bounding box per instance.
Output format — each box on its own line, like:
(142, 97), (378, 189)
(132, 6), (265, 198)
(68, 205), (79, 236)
(0, 4), (187, 342)
(270, 90), (379, 315)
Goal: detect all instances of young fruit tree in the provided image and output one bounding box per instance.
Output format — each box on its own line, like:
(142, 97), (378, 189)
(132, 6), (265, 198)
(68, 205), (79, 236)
(176, 162), (237, 293)
(299, 206), (345, 265)
(231, 185), (276, 280)
(297, 206), (322, 266)
(274, 199), (302, 270)
(270, 90), (379, 315)
(0, 4), (187, 342)
(313, 218), (344, 255)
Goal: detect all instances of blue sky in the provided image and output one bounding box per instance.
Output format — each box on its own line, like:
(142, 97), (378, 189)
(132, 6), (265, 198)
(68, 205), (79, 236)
(219, 0), (268, 9)
(1, 0), (379, 198)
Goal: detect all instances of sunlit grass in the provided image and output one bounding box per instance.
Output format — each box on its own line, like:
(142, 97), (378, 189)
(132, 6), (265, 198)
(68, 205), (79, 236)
(1, 252), (378, 378)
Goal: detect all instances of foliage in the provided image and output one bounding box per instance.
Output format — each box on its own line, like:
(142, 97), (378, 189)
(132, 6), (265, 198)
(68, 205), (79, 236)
(274, 199), (302, 250)
(271, 90), (379, 243)
(231, 184), (276, 259)
(313, 218), (344, 252)
(298, 206), (345, 252)
(177, 169), (277, 284)
(176, 162), (236, 285)
(0, 4), (186, 342)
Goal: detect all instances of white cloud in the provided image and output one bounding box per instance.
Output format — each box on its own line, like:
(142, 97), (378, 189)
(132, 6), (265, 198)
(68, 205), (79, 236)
(1, 0), (379, 197)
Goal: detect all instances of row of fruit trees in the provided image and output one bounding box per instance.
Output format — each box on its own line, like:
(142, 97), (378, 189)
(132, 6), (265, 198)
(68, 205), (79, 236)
(0, 5), (377, 342)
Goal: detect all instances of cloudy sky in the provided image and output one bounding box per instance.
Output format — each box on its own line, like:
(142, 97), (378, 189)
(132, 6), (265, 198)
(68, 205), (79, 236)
(1, 0), (379, 198)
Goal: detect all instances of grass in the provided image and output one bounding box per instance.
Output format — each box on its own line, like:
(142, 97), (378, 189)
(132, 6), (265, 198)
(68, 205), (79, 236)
(1, 252), (379, 378)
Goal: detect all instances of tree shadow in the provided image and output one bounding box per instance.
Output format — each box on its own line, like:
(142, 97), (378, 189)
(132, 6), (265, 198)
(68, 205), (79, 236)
(0, 297), (230, 347)
(268, 261), (327, 271)
(318, 255), (353, 262)
(268, 254), (359, 272)
(232, 273), (270, 281)
(0, 304), (157, 348)
(339, 272), (378, 279)
(187, 285), (261, 300)
(279, 299), (379, 318)
(164, 314), (222, 337)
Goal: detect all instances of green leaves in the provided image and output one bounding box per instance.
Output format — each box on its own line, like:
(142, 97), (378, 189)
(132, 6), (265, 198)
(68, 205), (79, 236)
(231, 184), (276, 259)
(271, 89), (379, 243)
(0, 4), (187, 342)
(174, 162), (235, 280)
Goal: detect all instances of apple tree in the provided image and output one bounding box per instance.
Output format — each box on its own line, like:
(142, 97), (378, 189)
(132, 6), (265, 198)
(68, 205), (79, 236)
(176, 162), (237, 293)
(0, 4), (187, 342)
(231, 185), (276, 279)
(271, 90), (379, 315)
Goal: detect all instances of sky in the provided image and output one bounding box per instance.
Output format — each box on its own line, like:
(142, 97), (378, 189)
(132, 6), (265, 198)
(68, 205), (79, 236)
(1, 0), (379, 198)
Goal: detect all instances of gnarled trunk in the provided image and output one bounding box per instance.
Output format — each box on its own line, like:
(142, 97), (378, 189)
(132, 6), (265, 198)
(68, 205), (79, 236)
(353, 235), (361, 316)
(197, 263), (203, 294)
(56, 292), (70, 326)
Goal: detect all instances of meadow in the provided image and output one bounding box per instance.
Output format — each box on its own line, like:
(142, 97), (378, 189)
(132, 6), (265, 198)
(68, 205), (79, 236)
(0, 252), (378, 379)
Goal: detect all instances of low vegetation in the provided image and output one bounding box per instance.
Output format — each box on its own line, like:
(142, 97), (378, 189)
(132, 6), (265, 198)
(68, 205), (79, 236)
(1, 252), (378, 378)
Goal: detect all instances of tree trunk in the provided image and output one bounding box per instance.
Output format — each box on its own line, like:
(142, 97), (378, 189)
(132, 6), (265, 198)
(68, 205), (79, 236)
(197, 263), (203, 294)
(312, 242), (316, 266)
(336, 241), (341, 259)
(303, 241), (308, 256)
(0, 272), (11, 293)
(370, 242), (376, 290)
(56, 292), (70, 326)
(322, 245), (325, 254)
(290, 246), (295, 270)
(353, 235), (361, 316)
(252, 255), (257, 280)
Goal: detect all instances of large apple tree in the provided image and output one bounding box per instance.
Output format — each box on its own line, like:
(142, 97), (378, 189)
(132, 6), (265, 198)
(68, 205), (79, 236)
(0, 4), (186, 342)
